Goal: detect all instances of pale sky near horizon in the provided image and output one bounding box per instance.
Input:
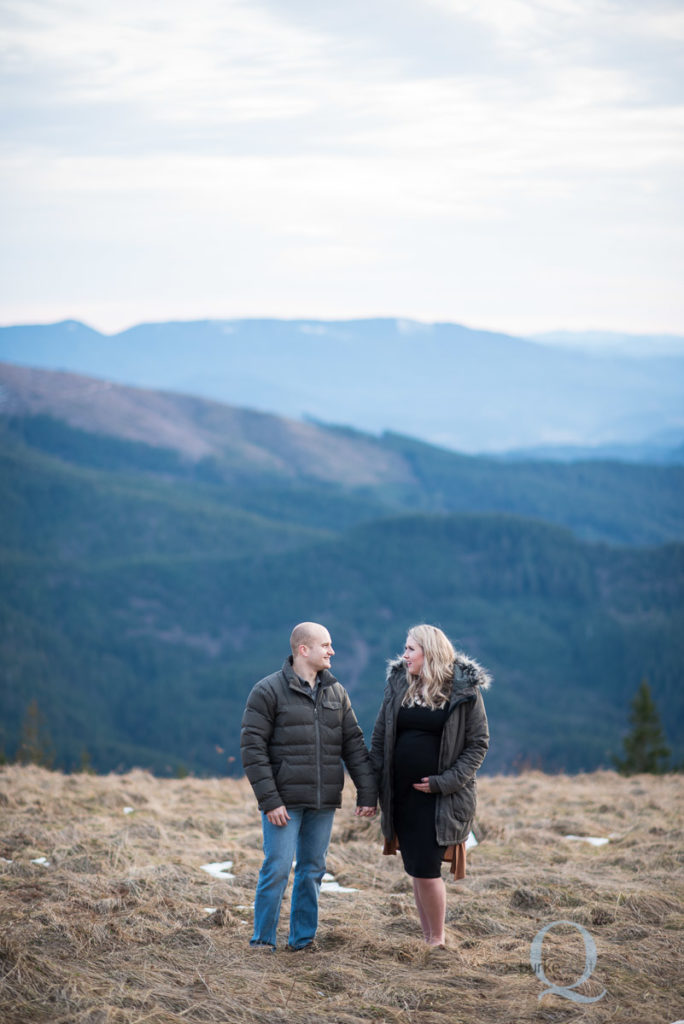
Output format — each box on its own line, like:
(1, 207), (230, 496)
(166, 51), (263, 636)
(1, 0), (683, 337)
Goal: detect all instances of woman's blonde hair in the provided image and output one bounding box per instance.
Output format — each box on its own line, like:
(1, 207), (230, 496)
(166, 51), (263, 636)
(402, 624), (456, 709)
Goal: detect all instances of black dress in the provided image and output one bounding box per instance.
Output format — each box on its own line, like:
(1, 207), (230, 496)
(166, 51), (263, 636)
(393, 702), (450, 878)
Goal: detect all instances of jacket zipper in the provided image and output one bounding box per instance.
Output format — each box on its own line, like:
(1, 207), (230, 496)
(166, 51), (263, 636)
(314, 686), (322, 808)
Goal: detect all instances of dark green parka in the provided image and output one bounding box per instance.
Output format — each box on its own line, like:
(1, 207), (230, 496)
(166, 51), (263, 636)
(370, 654), (491, 847)
(240, 657), (377, 813)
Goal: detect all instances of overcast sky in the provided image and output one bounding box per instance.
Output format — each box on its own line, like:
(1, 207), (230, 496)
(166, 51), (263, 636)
(1, 0), (683, 335)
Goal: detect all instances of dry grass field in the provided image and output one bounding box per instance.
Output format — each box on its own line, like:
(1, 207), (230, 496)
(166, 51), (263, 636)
(1, 765), (682, 1024)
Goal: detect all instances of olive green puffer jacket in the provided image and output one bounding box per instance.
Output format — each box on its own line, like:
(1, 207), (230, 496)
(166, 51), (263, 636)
(370, 654), (490, 846)
(241, 657), (377, 813)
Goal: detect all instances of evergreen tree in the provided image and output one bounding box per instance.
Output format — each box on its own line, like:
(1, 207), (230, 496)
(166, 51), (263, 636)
(16, 699), (55, 768)
(613, 679), (671, 775)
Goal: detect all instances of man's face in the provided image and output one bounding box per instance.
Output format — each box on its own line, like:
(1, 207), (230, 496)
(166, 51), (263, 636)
(305, 629), (335, 672)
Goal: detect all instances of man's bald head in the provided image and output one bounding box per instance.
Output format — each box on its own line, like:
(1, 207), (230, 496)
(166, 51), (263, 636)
(290, 622), (328, 656)
(290, 623), (335, 684)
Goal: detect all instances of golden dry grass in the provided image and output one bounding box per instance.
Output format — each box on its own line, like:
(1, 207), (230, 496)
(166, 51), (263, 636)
(1, 765), (682, 1024)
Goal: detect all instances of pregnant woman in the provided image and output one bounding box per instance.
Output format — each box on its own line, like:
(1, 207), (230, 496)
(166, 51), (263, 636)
(370, 624), (490, 946)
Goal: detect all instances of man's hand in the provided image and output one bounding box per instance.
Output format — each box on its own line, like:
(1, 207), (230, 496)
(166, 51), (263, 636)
(266, 805), (291, 826)
(355, 806), (377, 817)
(412, 777), (432, 793)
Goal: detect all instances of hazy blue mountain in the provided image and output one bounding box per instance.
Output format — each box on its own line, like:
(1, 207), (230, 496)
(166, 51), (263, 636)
(530, 330), (684, 358)
(500, 429), (684, 465)
(2, 317), (683, 455)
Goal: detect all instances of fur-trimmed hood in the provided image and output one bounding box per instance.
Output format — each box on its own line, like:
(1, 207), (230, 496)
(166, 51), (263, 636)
(386, 650), (492, 697)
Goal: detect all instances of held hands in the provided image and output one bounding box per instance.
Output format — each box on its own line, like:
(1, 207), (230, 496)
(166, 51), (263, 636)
(412, 777), (432, 793)
(266, 805), (291, 826)
(267, 805), (376, 824)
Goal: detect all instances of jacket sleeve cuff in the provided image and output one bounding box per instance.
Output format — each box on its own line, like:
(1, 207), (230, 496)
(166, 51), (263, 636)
(259, 794), (283, 813)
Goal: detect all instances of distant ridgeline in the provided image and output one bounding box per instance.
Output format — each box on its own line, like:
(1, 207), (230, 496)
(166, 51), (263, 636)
(0, 361), (682, 776)
(1, 317), (684, 460)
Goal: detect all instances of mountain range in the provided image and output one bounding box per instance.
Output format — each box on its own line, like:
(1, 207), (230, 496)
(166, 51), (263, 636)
(1, 318), (683, 458)
(1, 361), (682, 777)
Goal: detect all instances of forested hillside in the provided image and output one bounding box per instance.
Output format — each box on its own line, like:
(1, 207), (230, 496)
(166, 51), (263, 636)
(2, 363), (683, 545)
(1, 365), (682, 775)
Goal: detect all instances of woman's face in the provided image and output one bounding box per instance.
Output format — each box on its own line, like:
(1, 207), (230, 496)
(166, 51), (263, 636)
(403, 635), (424, 676)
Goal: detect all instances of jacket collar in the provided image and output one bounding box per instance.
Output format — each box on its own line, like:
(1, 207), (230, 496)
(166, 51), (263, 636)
(282, 656), (338, 693)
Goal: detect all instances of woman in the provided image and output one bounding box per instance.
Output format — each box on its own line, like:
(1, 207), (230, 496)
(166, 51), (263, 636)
(370, 624), (490, 947)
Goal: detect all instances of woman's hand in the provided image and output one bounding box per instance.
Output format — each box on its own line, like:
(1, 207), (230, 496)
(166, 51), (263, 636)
(412, 777), (432, 793)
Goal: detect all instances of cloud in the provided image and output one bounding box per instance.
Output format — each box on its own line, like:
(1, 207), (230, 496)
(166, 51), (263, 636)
(2, 0), (681, 175)
(0, 0), (331, 153)
(0, 0), (682, 333)
(3, 0), (680, 154)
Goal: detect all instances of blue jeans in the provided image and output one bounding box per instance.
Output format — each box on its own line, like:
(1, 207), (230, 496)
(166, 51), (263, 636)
(250, 807), (336, 949)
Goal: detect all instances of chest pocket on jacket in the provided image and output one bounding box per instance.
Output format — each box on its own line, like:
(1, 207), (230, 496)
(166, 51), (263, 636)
(321, 697), (342, 720)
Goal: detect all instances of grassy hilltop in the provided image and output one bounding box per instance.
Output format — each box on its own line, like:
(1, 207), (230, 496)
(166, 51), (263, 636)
(1, 766), (682, 1024)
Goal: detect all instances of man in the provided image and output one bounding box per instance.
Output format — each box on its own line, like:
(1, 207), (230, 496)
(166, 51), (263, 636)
(240, 621), (377, 951)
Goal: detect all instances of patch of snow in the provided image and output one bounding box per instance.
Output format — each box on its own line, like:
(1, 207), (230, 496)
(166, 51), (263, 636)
(31, 857), (50, 866)
(320, 872), (358, 894)
(123, 807), (135, 815)
(564, 835), (609, 847)
(1, 857), (12, 864)
(396, 319), (433, 335)
(200, 860), (235, 880)
(299, 324), (329, 336)
(292, 862), (359, 893)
